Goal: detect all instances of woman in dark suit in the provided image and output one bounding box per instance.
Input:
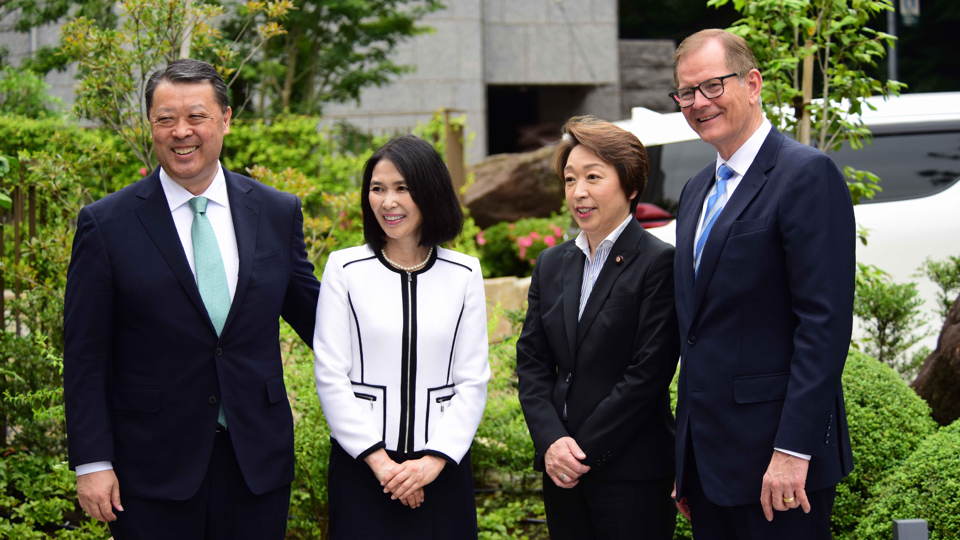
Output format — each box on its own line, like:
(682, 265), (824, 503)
(516, 116), (681, 540)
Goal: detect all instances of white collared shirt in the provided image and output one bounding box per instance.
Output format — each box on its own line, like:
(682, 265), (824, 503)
(694, 119), (773, 244)
(575, 213), (633, 320)
(159, 164), (240, 302)
(76, 164), (240, 477)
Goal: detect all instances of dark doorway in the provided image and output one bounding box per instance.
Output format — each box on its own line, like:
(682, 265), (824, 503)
(487, 85), (595, 155)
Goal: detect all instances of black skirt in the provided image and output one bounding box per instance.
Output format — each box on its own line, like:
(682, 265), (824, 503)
(327, 439), (478, 540)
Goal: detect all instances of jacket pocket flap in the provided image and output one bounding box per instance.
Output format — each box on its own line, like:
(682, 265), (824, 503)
(265, 376), (286, 404)
(351, 382), (386, 440)
(113, 385), (160, 412)
(601, 294), (635, 311)
(426, 385), (456, 442)
(733, 372), (790, 404)
(253, 250), (284, 271)
(729, 217), (767, 237)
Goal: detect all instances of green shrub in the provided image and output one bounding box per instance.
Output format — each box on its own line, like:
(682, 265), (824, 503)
(0, 67), (62, 119)
(854, 420), (960, 539)
(916, 255), (960, 322)
(471, 336), (536, 486)
(854, 263), (930, 378)
(832, 350), (939, 539)
(477, 491), (548, 540)
(477, 215), (571, 278)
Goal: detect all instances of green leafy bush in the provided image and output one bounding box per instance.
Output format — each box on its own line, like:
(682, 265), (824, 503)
(916, 255), (960, 322)
(831, 350), (938, 539)
(854, 420), (960, 539)
(0, 67), (62, 119)
(477, 491), (548, 540)
(854, 263), (930, 378)
(477, 215), (570, 278)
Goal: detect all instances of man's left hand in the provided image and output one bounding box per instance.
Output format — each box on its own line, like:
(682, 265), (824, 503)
(760, 450), (811, 521)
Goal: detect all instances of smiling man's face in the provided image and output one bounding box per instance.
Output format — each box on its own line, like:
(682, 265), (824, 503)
(150, 81), (231, 195)
(676, 38), (762, 160)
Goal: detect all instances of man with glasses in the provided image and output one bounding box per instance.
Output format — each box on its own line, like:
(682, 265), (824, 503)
(667, 29), (855, 539)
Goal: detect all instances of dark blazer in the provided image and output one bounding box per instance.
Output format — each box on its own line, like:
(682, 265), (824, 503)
(673, 128), (856, 507)
(517, 218), (680, 482)
(63, 167), (320, 500)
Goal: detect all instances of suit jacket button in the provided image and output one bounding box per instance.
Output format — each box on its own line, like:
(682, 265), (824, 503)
(209, 396), (217, 403)
(687, 335), (697, 346)
(565, 374), (572, 383)
(216, 348), (223, 356)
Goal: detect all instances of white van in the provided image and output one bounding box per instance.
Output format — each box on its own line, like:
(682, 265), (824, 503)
(616, 92), (960, 351)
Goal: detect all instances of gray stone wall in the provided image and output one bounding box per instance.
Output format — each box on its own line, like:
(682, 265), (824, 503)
(619, 39), (677, 117)
(321, 0), (487, 160)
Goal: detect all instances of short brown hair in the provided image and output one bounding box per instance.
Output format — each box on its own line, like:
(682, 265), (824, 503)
(673, 29), (758, 87)
(554, 116), (649, 214)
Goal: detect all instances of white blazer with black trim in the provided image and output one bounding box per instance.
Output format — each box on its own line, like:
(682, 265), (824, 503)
(314, 245), (490, 463)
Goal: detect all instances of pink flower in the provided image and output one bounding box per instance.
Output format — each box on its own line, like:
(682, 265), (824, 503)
(476, 231), (486, 245)
(544, 235), (556, 247)
(139, 167), (148, 177)
(529, 258), (536, 265)
(509, 223), (515, 230)
(519, 246), (527, 259)
(530, 231), (540, 240)
(516, 236), (533, 248)
(551, 225), (563, 237)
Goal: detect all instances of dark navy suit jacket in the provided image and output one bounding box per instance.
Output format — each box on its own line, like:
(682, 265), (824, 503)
(673, 128), (856, 506)
(63, 167), (320, 500)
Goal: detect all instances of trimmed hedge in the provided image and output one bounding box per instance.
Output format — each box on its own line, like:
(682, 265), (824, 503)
(832, 350), (939, 539)
(855, 420), (960, 539)
(669, 350), (939, 540)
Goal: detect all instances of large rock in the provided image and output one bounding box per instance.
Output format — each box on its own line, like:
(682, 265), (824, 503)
(912, 293), (960, 426)
(465, 145), (563, 229)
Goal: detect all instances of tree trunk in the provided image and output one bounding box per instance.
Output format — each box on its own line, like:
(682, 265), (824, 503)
(912, 293), (960, 426)
(798, 40), (815, 146)
(280, 32), (300, 111)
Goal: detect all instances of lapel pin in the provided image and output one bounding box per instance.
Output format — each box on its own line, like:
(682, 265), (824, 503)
(615, 255), (624, 264)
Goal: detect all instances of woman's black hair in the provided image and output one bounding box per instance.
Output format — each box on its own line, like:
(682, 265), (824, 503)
(361, 135), (464, 250)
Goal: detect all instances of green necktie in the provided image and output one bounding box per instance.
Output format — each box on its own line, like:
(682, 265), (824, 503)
(189, 196), (231, 428)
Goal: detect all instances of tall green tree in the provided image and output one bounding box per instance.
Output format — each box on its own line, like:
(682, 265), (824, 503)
(710, 0), (905, 203)
(59, 0), (290, 168)
(223, 0), (443, 116)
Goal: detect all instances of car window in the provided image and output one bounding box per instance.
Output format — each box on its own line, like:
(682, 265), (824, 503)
(828, 130), (960, 203)
(643, 138), (716, 214)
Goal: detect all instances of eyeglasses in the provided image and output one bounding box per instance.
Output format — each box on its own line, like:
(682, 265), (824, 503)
(669, 73), (739, 108)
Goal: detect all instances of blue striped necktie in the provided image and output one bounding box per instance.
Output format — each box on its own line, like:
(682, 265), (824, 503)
(189, 196), (231, 428)
(694, 163), (734, 277)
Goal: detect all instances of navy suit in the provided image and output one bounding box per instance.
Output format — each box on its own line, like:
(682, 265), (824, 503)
(63, 168), (319, 506)
(673, 128), (856, 513)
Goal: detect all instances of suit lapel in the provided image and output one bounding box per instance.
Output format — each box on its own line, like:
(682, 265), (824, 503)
(677, 166), (715, 319)
(134, 170), (215, 333)
(221, 169), (260, 335)
(561, 246), (584, 361)
(690, 128), (782, 320)
(576, 220), (643, 348)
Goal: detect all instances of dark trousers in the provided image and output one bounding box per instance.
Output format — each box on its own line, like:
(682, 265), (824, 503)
(686, 447), (836, 540)
(543, 472), (676, 540)
(108, 429), (291, 540)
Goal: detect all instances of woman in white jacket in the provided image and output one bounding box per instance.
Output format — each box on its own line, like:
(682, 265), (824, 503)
(314, 135), (490, 539)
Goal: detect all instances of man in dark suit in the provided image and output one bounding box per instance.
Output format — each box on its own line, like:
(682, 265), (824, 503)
(517, 117), (681, 540)
(63, 59), (320, 539)
(669, 30), (856, 539)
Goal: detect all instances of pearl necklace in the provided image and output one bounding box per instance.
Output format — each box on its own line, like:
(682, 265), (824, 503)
(382, 246), (433, 272)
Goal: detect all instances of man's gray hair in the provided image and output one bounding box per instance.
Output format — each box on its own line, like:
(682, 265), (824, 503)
(145, 59), (230, 115)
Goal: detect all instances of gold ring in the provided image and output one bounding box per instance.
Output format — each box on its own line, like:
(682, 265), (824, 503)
(782, 497), (795, 503)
